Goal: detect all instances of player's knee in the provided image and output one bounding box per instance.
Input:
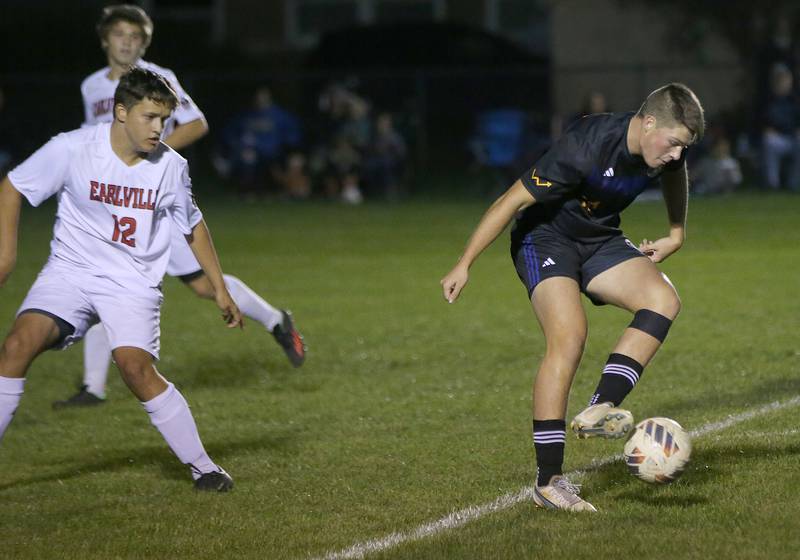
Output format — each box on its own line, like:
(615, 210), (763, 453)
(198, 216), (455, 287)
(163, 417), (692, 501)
(115, 353), (155, 384)
(1, 331), (38, 362)
(545, 332), (586, 364)
(650, 286), (681, 320)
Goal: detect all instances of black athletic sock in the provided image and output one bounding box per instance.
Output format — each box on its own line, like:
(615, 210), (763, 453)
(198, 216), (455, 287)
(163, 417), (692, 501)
(589, 353), (644, 407)
(533, 419), (566, 486)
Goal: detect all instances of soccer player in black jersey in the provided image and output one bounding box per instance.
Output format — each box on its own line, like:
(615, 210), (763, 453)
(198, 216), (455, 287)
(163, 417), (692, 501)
(441, 83), (704, 511)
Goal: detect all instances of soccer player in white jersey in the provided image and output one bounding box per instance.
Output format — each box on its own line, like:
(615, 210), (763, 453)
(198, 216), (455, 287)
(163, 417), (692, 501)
(0, 68), (238, 490)
(55, 4), (305, 408)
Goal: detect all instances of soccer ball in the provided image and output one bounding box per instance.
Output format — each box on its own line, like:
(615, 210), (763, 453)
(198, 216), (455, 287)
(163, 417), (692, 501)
(623, 417), (692, 484)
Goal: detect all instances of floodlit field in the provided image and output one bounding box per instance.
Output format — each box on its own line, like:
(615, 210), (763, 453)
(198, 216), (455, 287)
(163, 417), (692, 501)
(0, 192), (798, 559)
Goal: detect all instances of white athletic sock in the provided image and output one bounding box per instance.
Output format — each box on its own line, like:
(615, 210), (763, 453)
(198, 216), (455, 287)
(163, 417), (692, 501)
(83, 323), (111, 398)
(142, 382), (219, 479)
(224, 274), (282, 331)
(0, 375), (25, 442)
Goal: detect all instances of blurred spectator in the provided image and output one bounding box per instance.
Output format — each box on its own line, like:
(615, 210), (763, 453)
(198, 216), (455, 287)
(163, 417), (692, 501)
(312, 82), (371, 204)
(755, 19), (799, 109)
(565, 91), (610, 131)
(316, 81), (354, 143)
(469, 108), (528, 195)
(363, 112), (408, 200)
(216, 86), (306, 198)
(760, 64), (800, 190)
(691, 128), (742, 195)
(275, 152), (311, 200)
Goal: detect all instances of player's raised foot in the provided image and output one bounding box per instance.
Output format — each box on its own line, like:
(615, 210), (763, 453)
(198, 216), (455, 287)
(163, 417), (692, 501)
(52, 385), (105, 410)
(194, 469), (234, 492)
(533, 475), (597, 512)
(272, 310), (306, 367)
(571, 402), (633, 439)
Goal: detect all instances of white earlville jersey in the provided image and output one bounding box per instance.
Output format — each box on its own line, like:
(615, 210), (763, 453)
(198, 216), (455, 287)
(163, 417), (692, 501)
(81, 60), (204, 137)
(8, 123), (203, 290)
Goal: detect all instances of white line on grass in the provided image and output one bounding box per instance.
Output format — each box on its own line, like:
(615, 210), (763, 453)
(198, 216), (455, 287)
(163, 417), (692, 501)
(313, 395), (800, 560)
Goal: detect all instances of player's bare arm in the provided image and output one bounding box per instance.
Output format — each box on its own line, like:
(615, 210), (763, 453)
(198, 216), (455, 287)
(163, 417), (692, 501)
(163, 118), (209, 151)
(640, 162), (688, 263)
(185, 220), (243, 328)
(0, 177), (23, 287)
(441, 180), (535, 303)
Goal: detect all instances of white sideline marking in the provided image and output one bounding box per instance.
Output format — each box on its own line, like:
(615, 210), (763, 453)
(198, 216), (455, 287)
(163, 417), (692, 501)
(313, 395), (800, 560)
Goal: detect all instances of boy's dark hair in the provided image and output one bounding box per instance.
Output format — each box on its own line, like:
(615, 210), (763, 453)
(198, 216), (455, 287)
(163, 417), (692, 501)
(637, 83), (705, 143)
(97, 4), (153, 49)
(114, 67), (178, 115)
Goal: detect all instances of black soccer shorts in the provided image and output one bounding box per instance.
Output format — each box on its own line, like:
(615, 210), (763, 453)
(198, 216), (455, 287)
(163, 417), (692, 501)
(510, 227), (645, 305)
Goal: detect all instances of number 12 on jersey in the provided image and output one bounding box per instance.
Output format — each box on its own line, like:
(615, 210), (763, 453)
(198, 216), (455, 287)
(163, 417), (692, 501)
(111, 214), (137, 247)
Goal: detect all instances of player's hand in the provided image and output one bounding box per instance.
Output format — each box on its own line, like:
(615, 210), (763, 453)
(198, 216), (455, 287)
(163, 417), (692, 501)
(639, 236), (682, 263)
(440, 263), (469, 303)
(216, 291), (244, 329)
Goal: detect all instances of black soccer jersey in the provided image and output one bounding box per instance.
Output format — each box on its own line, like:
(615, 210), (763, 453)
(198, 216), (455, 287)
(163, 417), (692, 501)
(512, 112), (685, 244)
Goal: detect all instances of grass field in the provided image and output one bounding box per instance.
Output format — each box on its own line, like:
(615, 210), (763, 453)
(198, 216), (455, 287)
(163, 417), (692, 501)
(0, 192), (798, 559)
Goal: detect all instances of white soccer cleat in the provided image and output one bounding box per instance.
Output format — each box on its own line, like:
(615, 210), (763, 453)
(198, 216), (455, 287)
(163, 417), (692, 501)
(571, 402), (634, 439)
(533, 476), (597, 512)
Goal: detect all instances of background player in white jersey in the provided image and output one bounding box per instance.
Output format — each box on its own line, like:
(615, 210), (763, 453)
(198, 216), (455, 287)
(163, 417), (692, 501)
(0, 68), (238, 490)
(55, 4), (305, 408)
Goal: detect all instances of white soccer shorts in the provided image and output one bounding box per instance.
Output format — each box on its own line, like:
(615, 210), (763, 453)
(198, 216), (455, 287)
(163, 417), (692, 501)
(17, 258), (163, 358)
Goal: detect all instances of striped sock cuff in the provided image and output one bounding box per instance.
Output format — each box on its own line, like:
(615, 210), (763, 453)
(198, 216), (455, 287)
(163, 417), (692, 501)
(603, 353), (644, 387)
(533, 419), (566, 444)
(533, 430), (566, 444)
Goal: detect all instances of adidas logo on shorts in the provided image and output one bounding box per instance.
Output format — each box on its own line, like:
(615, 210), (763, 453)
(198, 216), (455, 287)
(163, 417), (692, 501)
(542, 257), (556, 268)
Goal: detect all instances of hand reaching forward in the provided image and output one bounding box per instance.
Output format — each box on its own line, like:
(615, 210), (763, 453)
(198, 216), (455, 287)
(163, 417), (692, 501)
(216, 291), (244, 328)
(440, 263), (469, 304)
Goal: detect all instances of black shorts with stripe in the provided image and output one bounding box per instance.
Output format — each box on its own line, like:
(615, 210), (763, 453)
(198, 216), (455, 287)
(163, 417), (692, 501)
(510, 225), (645, 305)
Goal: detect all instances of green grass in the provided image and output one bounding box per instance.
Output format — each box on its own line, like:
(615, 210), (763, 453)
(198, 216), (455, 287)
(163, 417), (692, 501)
(0, 192), (798, 559)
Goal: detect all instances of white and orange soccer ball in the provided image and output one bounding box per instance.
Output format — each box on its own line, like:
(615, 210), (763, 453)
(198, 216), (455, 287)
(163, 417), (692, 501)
(623, 417), (692, 484)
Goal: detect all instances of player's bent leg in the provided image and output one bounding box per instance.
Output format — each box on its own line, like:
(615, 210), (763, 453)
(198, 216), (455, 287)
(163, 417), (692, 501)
(572, 256), (678, 438)
(586, 256), (680, 365)
(0, 312), (63, 441)
(0, 312), (64, 377)
(182, 271), (306, 367)
(112, 346), (232, 491)
(113, 346), (168, 401)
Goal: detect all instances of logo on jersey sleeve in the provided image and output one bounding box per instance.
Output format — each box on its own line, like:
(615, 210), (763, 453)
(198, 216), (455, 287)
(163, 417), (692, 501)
(530, 168), (552, 187)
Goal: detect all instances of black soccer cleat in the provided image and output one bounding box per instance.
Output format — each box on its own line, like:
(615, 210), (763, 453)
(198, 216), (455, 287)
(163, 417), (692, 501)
(272, 310), (306, 367)
(194, 470), (234, 492)
(52, 385), (105, 410)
